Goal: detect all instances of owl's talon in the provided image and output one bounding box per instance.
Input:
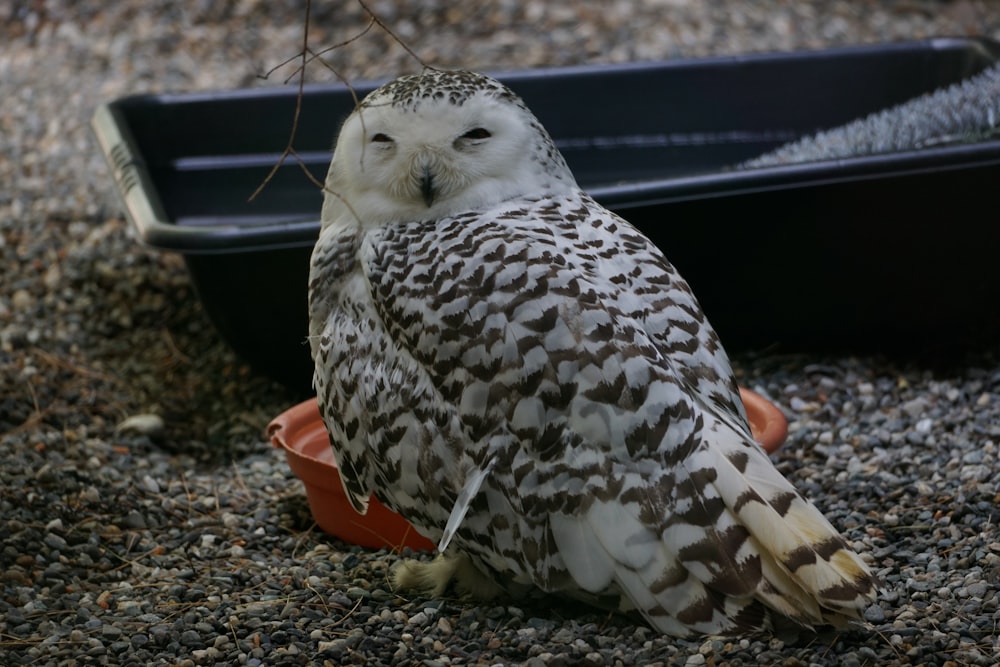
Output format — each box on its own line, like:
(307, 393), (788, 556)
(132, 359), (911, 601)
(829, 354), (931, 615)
(391, 552), (504, 600)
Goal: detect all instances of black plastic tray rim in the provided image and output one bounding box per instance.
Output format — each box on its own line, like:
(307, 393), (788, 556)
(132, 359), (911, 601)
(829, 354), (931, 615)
(92, 36), (1000, 255)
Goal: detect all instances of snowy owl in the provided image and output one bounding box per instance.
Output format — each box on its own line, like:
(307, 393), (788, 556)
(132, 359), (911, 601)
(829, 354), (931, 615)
(308, 69), (876, 636)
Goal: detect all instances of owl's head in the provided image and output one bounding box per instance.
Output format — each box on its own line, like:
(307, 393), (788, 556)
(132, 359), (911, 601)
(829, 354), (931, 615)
(322, 69), (577, 227)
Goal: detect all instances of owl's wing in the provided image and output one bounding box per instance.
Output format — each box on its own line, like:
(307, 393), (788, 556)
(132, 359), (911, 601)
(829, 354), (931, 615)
(364, 194), (746, 437)
(565, 193), (748, 424)
(312, 295), (502, 529)
(357, 195), (873, 633)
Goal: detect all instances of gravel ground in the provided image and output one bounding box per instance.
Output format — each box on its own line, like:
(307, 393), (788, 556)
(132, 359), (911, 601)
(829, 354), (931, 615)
(3, 1), (1000, 665)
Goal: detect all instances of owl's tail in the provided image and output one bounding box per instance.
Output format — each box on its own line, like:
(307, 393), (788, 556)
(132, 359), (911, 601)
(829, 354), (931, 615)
(549, 406), (877, 636)
(688, 408), (878, 628)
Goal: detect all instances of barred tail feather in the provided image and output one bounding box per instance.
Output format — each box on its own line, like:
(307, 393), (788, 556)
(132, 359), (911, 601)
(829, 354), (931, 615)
(693, 411), (877, 625)
(548, 410), (875, 637)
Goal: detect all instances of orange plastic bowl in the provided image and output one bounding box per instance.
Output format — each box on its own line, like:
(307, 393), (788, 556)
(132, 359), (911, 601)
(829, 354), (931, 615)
(269, 387), (787, 551)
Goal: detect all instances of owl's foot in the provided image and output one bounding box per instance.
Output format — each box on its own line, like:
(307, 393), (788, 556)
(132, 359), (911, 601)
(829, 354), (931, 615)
(391, 551), (504, 600)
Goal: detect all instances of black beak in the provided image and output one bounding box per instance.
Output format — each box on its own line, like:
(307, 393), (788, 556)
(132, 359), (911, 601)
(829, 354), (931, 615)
(420, 167), (435, 207)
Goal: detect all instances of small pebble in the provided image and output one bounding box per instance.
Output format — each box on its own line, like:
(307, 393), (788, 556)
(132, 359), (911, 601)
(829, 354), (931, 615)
(116, 414), (165, 438)
(139, 475), (161, 494)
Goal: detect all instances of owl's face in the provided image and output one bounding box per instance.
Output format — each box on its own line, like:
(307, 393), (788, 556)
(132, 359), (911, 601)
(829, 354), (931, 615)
(322, 70), (576, 227)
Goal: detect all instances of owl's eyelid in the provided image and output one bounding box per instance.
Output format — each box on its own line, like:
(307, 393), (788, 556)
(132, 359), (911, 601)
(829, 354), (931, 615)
(460, 127), (492, 140)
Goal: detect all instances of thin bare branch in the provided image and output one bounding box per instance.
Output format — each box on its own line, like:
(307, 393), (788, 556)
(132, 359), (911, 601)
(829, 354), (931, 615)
(248, 0), (313, 202)
(356, 0), (432, 69)
(250, 0), (427, 206)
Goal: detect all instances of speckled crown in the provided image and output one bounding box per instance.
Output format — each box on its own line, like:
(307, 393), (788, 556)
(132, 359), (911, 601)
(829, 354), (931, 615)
(360, 69), (521, 111)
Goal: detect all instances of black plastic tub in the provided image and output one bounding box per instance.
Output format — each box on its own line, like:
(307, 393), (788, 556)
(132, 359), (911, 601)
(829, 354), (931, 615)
(92, 38), (1000, 392)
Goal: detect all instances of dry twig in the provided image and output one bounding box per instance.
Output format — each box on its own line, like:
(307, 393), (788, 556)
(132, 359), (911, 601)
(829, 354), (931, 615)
(249, 0), (429, 206)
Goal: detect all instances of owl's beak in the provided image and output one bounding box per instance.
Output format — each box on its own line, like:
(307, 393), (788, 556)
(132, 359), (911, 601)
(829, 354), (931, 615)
(419, 166), (436, 207)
